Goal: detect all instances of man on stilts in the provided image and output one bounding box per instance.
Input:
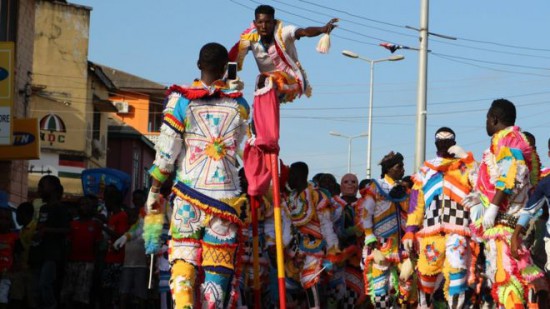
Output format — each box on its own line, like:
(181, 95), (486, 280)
(229, 4), (338, 308)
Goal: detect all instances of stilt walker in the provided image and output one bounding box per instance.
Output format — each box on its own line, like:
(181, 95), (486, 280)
(242, 80), (286, 308)
(230, 5), (339, 307)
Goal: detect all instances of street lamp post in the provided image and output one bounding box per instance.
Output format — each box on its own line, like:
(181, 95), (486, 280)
(329, 131), (368, 173)
(341, 51), (405, 178)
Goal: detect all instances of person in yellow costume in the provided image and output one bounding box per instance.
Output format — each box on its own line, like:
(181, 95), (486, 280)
(358, 151), (413, 308)
(403, 127), (478, 309)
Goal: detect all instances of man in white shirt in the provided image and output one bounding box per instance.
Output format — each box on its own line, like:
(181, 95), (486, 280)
(230, 4), (337, 101)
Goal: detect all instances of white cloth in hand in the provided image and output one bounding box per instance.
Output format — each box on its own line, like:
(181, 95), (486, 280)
(146, 190), (159, 214)
(399, 258), (414, 281)
(544, 237), (550, 272)
(469, 203), (484, 222)
(483, 203), (500, 230)
(113, 235), (127, 250)
(403, 238), (414, 253)
(448, 145), (468, 159)
(372, 249), (386, 264)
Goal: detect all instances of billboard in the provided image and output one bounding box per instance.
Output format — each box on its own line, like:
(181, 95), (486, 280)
(0, 118), (40, 160)
(0, 42), (14, 145)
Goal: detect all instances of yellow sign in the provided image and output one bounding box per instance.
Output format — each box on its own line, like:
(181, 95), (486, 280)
(0, 42), (14, 145)
(0, 118), (40, 160)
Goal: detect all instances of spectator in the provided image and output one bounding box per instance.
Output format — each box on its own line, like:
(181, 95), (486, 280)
(10, 202), (36, 308)
(131, 189), (147, 217)
(0, 191), (19, 307)
(60, 196), (102, 308)
(99, 185), (128, 308)
(31, 175), (70, 309)
(118, 208), (147, 309)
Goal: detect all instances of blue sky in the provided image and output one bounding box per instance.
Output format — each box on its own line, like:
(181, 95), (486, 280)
(77, 0), (550, 181)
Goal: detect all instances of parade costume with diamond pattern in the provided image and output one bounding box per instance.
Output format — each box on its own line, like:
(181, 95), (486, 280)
(149, 80), (249, 309)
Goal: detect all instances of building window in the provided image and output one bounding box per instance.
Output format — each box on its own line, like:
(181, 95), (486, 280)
(142, 168), (150, 189)
(0, 0), (17, 41)
(92, 108), (100, 140)
(132, 147), (141, 191)
(148, 101), (163, 133)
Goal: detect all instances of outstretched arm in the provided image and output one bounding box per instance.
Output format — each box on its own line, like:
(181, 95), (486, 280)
(295, 18), (338, 39)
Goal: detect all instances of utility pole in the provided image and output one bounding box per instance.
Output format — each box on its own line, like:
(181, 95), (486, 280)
(415, 0), (429, 172)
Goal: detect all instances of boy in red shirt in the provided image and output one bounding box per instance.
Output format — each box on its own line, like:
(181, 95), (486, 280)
(61, 196), (102, 308)
(0, 191), (19, 305)
(100, 185), (129, 308)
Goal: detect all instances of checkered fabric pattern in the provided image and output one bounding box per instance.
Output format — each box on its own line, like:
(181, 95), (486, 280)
(423, 198), (442, 227)
(373, 294), (392, 308)
(441, 198), (469, 227)
(344, 289), (359, 309)
(423, 197), (470, 228)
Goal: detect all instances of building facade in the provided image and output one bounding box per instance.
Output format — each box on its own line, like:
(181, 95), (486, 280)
(0, 0), (36, 204)
(28, 0), (113, 196)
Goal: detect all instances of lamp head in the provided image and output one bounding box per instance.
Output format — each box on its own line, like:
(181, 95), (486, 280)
(342, 50), (359, 59)
(389, 55), (405, 61)
(329, 131), (343, 137)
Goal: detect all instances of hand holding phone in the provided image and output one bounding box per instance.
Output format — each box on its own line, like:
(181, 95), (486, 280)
(227, 62), (237, 80)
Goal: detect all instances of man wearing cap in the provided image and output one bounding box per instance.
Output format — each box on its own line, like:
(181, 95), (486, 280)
(358, 151), (412, 308)
(403, 127), (477, 308)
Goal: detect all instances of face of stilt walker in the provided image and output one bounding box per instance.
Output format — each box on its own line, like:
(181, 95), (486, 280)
(254, 13), (276, 39)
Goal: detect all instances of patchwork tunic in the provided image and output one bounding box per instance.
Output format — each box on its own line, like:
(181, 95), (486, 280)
(149, 81), (249, 309)
(278, 185), (339, 289)
(359, 176), (410, 306)
(406, 153), (477, 307)
(474, 126), (544, 309)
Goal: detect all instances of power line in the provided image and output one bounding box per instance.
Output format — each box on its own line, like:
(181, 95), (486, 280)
(295, 0), (405, 29)
(281, 91), (550, 111)
(292, 0), (550, 54)
(430, 38), (550, 60)
(432, 52), (550, 71)
(432, 53), (550, 78)
(271, 0), (416, 40)
(455, 36), (550, 53)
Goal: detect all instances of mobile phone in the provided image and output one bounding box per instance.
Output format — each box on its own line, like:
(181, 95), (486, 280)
(227, 62), (238, 80)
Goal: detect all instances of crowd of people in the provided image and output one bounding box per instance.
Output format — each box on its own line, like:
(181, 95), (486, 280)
(0, 176), (168, 309)
(1, 98), (550, 309)
(1, 4), (550, 309)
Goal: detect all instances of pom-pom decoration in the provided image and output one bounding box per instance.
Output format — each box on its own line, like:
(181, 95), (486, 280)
(143, 212), (164, 254)
(316, 33), (331, 54)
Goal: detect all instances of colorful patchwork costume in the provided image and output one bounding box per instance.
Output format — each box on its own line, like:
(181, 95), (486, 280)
(230, 20), (311, 103)
(359, 175), (411, 307)
(327, 194), (366, 309)
(149, 80), (249, 309)
(405, 151), (477, 308)
(474, 126), (544, 309)
(277, 184), (339, 307)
